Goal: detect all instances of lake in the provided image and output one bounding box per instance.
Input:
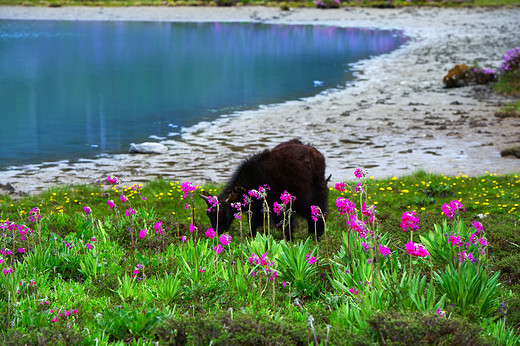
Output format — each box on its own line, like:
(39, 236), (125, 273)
(0, 20), (408, 169)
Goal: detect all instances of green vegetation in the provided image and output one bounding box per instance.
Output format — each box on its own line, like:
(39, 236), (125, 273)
(0, 170), (519, 344)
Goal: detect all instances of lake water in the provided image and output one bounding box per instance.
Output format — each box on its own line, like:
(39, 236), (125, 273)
(0, 20), (408, 169)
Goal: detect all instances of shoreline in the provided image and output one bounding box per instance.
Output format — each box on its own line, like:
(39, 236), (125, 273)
(0, 6), (519, 195)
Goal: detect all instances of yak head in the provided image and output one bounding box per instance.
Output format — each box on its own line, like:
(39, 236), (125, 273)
(199, 190), (240, 234)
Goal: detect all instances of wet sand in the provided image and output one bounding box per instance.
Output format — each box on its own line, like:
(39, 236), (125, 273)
(0, 6), (519, 195)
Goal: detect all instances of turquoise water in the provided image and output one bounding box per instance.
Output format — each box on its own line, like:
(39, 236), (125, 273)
(0, 20), (407, 168)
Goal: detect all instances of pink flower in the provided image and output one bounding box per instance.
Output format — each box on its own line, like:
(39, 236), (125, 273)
(205, 228), (216, 239)
(361, 202), (374, 223)
(336, 197), (356, 216)
(107, 200), (116, 209)
(181, 182), (197, 199)
(472, 220), (483, 232)
(362, 242), (369, 253)
(448, 235), (462, 247)
(335, 182), (346, 192)
(355, 183), (364, 193)
(478, 237), (489, 247)
(219, 234), (232, 246)
(189, 223), (196, 233)
(18, 248), (25, 253)
(400, 211), (420, 232)
(91, 237), (96, 242)
(154, 222), (163, 236)
(354, 168), (364, 179)
(348, 214), (369, 238)
(405, 241), (429, 257)
(139, 229), (148, 239)
(310, 205), (320, 222)
(214, 245), (223, 254)
(442, 200), (465, 219)
(84, 206), (91, 215)
(280, 191), (295, 205)
(107, 175), (118, 184)
(349, 288), (359, 295)
(125, 207), (135, 216)
(305, 253), (317, 265)
(120, 195), (128, 204)
(86, 243), (93, 250)
(379, 244), (390, 257)
(273, 202), (283, 216)
(181, 236), (188, 242)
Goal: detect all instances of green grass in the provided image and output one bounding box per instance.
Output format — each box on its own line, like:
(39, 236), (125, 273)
(0, 171), (519, 344)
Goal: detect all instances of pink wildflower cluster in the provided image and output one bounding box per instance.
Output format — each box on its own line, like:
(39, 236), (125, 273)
(139, 229), (148, 239)
(361, 202), (375, 223)
(205, 195), (219, 212)
(248, 185), (270, 200)
(219, 233), (232, 246)
(457, 250), (476, 264)
(231, 202), (242, 220)
(120, 195), (128, 204)
(205, 228), (216, 239)
(132, 264), (143, 278)
(442, 200), (465, 219)
(348, 215), (369, 238)
(1, 221), (35, 243)
(107, 175), (118, 184)
(354, 168), (364, 179)
(154, 222), (164, 236)
(305, 253), (317, 265)
(450, 221), (489, 264)
(405, 241), (429, 257)
(400, 211), (420, 233)
(125, 207), (135, 216)
(181, 182), (197, 199)
(49, 307), (78, 323)
(107, 200), (116, 210)
(280, 191), (296, 205)
(248, 252), (278, 281)
(28, 207), (41, 223)
(448, 234), (463, 247)
(335, 182), (346, 192)
(379, 244), (391, 257)
(83, 206), (91, 216)
(310, 205), (321, 222)
(336, 197), (356, 216)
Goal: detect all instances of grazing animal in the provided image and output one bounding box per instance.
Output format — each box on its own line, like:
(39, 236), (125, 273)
(200, 140), (328, 240)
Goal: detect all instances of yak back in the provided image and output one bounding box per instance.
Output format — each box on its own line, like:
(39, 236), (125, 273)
(222, 140), (326, 203)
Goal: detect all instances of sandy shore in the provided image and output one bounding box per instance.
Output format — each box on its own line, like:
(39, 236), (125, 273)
(0, 6), (519, 195)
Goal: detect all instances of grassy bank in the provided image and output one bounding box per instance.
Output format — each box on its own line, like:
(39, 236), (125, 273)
(0, 170), (519, 344)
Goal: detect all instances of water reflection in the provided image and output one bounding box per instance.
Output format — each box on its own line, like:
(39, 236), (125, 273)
(0, 20), (407, 168)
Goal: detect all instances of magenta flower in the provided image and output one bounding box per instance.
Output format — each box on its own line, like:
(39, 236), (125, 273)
(310, 205), (320, 222)
(154, 222), (163, 235)
(219, 234), (232, 246)
(478, 237), (489, 247)
(362, 242), (369, 253)
(91, 237), (96, 242)
(405, 241), (429, 257)
(448, 234), (462, 247)
(336, 197), (356, 216)
(181, 182), (197, 199)
(348, 288), (359, 295)
(442, 200), (465, 219)
(107, 200), (116, 210)
(379, 244), (390, 257)
(354, 168), (364, 179)
(86, 243), (93, 250)
(335, 182), (346, 192)
(348, 214), (369, 238)
(189, 223), (196, 233)
(120, 195), (128, 204)
(139, 229), (148, 239)
(107, 175), (118, 184)
(205, 228), (216, 239)
(361, 202), (374, 223)
(125, 207), (135, 216)
(84, 206), (91, 215)
(18, 248), (25, 253)
(214, 245), (223, 254)
(273, 202), (282, 216)
(231, 202), (242, 220)
(181, 236), (188, 242)
(355, 183), (364, 193)
(400, 211), (420, 232)
(280, 190), (295, 205)
(305, 253), (317, 265)
(472, 220), (483, 232)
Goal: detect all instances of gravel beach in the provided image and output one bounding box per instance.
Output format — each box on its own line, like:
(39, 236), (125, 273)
(0, 5), (519, 195)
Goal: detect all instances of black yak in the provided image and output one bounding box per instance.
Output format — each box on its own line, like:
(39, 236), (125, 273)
(200, 139), (328, 241)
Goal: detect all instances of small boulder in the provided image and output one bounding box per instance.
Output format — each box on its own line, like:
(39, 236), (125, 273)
(129, 142), (168, 154)
(443, 64), (472, 88)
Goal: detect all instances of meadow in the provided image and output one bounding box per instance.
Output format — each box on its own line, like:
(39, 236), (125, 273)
(0, 169), (519, 345)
